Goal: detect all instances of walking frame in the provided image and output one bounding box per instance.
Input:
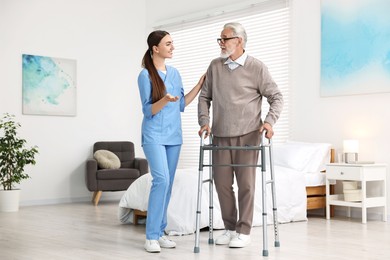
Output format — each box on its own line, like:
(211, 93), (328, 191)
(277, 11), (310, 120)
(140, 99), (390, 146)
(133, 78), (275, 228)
(193, 131), (280, 257)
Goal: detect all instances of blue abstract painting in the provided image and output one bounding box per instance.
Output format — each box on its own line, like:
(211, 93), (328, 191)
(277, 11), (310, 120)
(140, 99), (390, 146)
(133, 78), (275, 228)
(22, 54), (77, 116)
(321, 0), (390, 96)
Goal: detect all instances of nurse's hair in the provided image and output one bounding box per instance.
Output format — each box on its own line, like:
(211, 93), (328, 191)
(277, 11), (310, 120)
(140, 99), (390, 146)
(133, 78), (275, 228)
(223, 22), (247, 48)
(142, 30), (169, 102)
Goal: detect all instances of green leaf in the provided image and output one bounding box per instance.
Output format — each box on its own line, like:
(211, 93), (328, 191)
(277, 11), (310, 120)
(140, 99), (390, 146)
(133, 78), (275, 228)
(0, 113), (39, 190)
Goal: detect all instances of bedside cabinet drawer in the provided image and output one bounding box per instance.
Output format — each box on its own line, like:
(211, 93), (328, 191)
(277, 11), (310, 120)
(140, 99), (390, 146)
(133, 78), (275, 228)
(326, 166), (362, 180)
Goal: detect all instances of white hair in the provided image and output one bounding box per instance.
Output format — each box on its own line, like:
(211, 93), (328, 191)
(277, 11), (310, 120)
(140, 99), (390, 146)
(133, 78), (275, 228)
(223, 22), (247, 48)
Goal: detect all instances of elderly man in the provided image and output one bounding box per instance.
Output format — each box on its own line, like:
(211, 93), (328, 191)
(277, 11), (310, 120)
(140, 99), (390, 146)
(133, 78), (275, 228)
(198, 22), (283, 248)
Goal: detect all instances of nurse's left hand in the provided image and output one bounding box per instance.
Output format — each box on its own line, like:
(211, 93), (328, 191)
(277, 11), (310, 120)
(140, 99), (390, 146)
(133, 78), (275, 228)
(165, 93), (179, 102)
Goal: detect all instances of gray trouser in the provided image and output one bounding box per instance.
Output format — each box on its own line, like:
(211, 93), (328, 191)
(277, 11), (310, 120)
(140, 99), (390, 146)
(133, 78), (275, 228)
(213, 130), (261, 235)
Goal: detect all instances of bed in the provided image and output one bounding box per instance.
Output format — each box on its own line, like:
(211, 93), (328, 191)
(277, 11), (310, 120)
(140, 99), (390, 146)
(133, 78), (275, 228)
(118, 141), (333, 235)
(306, 149), (335, 215)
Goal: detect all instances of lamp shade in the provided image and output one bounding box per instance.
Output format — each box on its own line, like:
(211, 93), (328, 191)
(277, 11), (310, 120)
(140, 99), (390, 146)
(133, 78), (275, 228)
(343, 139), (359, 153)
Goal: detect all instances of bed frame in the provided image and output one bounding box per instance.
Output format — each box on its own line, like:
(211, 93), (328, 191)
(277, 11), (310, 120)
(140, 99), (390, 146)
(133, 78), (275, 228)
(306, 148), (335, 216)
(133, 209), (147, 225)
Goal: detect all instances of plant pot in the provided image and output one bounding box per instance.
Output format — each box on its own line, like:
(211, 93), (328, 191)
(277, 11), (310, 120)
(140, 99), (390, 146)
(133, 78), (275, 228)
(0, 189), (20, 212)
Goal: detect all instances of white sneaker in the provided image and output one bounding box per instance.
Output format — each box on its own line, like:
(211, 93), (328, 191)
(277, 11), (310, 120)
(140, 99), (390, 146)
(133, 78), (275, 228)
(158, 235), (176, 248)
(144, 240), (161, 253)
(215, 230), (236, 245)
(229, 233), (251, 248)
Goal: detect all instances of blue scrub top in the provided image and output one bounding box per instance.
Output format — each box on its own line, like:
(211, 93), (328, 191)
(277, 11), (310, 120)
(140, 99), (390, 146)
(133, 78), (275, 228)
(138, 66), (185, 145)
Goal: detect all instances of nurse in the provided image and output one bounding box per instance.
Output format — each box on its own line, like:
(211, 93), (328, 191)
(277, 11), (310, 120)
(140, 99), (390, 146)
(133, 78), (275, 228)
(137, 30), (205, 253)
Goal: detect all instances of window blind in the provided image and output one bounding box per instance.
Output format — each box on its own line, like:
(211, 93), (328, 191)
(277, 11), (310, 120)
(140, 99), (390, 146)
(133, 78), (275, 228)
(158, 0), (290, 168)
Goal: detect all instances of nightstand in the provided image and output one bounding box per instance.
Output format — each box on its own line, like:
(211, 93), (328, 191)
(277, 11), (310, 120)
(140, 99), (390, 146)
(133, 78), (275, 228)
(326, 163), (387, 223)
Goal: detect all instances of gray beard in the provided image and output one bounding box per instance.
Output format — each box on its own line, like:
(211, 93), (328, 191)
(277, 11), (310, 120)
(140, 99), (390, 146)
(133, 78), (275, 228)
(220, 49), (233, 59)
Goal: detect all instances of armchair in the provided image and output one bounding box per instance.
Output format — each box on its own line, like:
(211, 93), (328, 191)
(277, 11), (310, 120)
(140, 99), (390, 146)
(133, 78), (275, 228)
(86, 141), (148, 205)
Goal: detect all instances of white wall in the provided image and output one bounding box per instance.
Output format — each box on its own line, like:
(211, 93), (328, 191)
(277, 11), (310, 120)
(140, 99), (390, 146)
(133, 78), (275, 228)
(145, 0), (244, 30)
(291, 0), (390, 163)
(0, 0), (146, 205)
(291, 0), (390, 219)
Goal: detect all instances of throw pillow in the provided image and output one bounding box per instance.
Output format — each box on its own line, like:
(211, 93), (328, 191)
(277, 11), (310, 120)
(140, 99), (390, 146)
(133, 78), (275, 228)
(94, 150), (121, 169)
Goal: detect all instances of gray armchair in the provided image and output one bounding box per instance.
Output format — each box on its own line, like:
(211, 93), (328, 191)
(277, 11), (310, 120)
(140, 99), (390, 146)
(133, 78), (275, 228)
(86, 141), (148, 205)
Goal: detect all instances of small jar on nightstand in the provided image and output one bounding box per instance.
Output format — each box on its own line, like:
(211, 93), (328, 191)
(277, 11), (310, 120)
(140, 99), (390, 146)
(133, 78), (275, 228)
(325, 163), (387, 223)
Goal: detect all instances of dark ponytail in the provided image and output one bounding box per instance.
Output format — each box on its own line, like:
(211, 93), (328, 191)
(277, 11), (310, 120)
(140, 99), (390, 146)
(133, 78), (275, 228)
(141, 30), (170, 103)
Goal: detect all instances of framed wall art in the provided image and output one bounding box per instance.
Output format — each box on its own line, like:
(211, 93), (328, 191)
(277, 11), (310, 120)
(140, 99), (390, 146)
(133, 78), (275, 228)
(22, 54), (77, 116)
(320, 0), (390, 96)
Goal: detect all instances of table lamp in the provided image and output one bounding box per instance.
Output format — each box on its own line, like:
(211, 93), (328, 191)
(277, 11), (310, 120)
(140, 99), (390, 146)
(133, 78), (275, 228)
(343, 139), (359, 163)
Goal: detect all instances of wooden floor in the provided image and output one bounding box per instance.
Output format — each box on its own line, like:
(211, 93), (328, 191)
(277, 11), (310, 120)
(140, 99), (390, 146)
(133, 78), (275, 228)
(1, 201), (389, 260)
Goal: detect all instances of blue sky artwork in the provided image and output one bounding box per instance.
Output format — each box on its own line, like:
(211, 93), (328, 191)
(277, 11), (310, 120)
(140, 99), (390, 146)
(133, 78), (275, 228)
(22, 54), (77, 116)
(320, 0), (390, 96)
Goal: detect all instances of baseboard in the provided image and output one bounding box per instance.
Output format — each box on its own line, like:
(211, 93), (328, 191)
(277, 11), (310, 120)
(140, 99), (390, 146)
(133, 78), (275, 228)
(334, 208), (389, 222)
(20, 192), (125, 207)
(20, 196), (90, 206)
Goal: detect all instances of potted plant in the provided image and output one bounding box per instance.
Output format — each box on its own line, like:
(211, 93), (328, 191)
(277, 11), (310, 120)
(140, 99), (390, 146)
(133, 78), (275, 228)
(0, 113), (38, 212)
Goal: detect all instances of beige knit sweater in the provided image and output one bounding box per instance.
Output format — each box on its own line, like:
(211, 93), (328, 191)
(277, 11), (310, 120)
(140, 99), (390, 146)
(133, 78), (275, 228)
(198, 55), (283, 137)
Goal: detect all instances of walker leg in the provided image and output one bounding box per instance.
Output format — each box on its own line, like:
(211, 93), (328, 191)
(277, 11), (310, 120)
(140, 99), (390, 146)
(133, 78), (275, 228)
(268, 145), (280, 247)
(194, 169), (203, 253)
(261, 146), (269, 256)
(208, 164), (214, 244)
(194, 147), (205, 253)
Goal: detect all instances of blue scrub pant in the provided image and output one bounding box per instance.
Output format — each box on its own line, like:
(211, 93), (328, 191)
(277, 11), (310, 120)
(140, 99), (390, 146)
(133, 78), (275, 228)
(143, 144), (181, 240)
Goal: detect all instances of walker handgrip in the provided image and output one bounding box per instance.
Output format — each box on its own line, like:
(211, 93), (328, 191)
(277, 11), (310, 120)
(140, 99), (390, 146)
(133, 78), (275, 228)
(260, 131), (272, 146)
(201, 130), (208, 140)
(200, 130), (209, 146)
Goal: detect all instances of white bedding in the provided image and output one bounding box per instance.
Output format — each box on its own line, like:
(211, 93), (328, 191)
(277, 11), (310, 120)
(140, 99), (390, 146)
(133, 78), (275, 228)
(304, 172), (326, 187)
(119, 165), (307, 236)
(118, 141), (332, 236)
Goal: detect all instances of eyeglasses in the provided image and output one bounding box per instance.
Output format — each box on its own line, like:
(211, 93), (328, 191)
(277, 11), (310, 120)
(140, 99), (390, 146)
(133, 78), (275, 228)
(217, 37), (239, 44)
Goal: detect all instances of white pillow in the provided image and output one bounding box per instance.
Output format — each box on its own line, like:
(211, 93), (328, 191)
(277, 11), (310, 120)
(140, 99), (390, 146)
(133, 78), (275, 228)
(273, 141), (331, 172)
(94, 150), (121, 169)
